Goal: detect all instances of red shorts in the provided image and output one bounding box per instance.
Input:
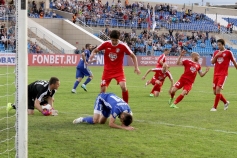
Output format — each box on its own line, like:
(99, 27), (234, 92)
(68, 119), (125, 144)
(152, 83), (163, 92)
(101, 73), (126, 87)
(213, 75), (227, 90)
(150, 77), (164, 86)
(174, 77), (193, 94)
(150, 77), (156, 85)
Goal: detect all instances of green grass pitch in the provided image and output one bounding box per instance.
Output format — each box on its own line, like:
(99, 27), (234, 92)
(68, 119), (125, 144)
(1, 66), (237, 158)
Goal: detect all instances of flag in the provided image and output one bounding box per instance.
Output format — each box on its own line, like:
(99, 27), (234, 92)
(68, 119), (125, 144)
(152, 9), (156, 31)
(146, 9), (151, 30)
(152, 21), (156, 31)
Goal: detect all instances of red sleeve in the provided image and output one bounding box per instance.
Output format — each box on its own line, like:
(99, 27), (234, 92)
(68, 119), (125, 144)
(166, 71), (173, 79)
(97, 41), (107, 51)
(123, 44), (133, 55)
(212, 51), (218, 58)
(229, 51), (235, 61)
(158, 54), (165, 63)
(182, 60), (188, 65)
(151, 68), (162, 72)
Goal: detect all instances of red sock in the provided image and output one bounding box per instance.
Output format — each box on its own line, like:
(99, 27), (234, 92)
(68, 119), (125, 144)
(213, 94), (221, 109)
(150, 84), (158, 94)
(174, 95), (184, 104)
(122, 90), (129, 103)
(220, 94), (227, 104)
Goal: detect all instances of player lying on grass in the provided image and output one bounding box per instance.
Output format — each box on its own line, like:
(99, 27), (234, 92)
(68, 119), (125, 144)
(210, 39), (237, 111)
(142, 63), (174, 97)
(7, 77), (60, 116)
(73, 93), (134, 130)
(168, 51), (210, 108)
(89, 30), (140, 103)
(72, 44), (96, 93)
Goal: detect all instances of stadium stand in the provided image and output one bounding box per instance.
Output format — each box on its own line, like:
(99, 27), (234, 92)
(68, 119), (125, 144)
(24, 0), (237, 56)
(223, 18), (237, 27)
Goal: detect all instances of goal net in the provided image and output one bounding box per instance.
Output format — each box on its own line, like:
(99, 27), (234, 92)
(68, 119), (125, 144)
(0, 0), (28, 157)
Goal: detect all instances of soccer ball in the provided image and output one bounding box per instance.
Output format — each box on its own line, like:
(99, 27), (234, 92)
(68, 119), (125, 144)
(42, 104), (52, 116)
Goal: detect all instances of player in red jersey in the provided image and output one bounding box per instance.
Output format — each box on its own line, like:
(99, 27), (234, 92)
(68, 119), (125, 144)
(156, 49), (170, 68)
(145, 49), (170, 97)
(210, 39), (237, 111)
(90, 30), (140, 103)
(168, 51), (209, 108)
(142, 63), (174, 97)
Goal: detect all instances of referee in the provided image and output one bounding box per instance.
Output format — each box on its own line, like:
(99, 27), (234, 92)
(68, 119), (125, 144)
(7, 77), (60, 115)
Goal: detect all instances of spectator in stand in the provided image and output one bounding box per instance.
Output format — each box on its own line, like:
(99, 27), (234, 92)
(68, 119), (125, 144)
(72, 13), (77, 23)
(200, 41), (206, 48)
(169, 29), (173, 37)
(206, 31), (209, 40)
(36, 44), (42, 54)
(28, 42), (31, 53)
(45, 9), (50, 17)
(227, 23), (231, 34)
(210, 36), (216, 44)
(230, 23), (234, 34)
(170, 44), (176, 55)
(74, 47), (80, 54)
(40, 1), (45, 9)
(212, 41), (217, 50)
(52, 11), (57, 18)
(39, 11), (44, 18)
(218, 23), (220, 34)
(32, 1), (37, 12)
(1, 32), (10, 50)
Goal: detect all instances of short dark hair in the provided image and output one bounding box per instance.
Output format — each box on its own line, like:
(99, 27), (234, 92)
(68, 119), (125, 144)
(110, 30), (120, 39)
(164, 48), (170, 52)
(217, 39), (225, 46)
(122, 113), (133, 126)
(49, 77), (59, 85)
(85, 44), (91, 49)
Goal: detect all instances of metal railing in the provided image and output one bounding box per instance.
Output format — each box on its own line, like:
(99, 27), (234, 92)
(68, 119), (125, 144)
(75, 19), (110, 41)
(28, 27), (65, 53)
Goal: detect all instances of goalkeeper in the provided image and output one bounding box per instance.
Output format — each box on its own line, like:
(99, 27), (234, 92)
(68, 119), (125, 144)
(7, 77), (59, 116)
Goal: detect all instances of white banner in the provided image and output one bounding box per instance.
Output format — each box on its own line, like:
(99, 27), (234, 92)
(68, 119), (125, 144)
(0, 53), (16, 65)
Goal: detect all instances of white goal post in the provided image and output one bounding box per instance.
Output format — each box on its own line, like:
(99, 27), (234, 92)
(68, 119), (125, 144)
(15, 0), (28, 157)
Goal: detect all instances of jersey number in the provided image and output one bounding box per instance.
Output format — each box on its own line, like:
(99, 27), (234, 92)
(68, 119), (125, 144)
(35, 81), (48, 87)
(175, 82), (180, 86)
(110, 95), (123, 102)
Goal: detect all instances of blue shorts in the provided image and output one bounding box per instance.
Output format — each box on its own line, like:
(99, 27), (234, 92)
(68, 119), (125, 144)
(93, 95), (111, 118)
(76, 68), (92, 78)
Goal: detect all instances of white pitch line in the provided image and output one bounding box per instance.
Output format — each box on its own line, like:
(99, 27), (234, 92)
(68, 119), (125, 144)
(135, 120), (237, 135)
(56, 111), (237, 135)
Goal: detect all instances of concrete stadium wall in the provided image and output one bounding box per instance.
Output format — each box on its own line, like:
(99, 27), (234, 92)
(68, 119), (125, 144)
(31, 18), (104, 49)
(29, 18), (76, 53)
(62, 20), (104, 49)
(53, 9), (73, 20)
(31, 18), (64, 39)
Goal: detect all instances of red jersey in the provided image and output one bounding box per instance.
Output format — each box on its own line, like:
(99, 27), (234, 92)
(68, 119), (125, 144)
(152, 68), (173, 81)
(97, 40), (132, 76)
(212, 50), (234, 76)
(156, 54), (166, 68)
(180, 60), (201, 83)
